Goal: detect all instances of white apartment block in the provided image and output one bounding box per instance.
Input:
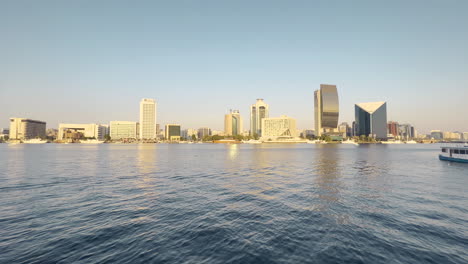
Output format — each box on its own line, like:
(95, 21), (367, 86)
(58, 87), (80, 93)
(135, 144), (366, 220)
(9, 118), (46, 140)
(261, 115), (297, 140)
(58, 123), (107, 140)
(110, 121), (138, 140)
(139, 98), (157, 140)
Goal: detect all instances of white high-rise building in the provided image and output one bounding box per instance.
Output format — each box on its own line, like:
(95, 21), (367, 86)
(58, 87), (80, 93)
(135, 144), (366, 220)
(110, 121), (138, 140)
(261, 115), (297, 140)
(250, 99), (269, 137)
(139, 98), (156, 140)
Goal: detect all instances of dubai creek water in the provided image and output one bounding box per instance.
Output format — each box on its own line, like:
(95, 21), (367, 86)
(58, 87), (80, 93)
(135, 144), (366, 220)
(0, 143), (467, 264)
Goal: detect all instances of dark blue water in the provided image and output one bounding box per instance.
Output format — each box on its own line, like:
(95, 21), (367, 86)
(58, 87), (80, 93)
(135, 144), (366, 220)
(0, 143), (467, 264)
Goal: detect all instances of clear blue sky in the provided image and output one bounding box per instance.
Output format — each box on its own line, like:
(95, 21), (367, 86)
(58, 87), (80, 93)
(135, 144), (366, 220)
(1, 0), (467, 133)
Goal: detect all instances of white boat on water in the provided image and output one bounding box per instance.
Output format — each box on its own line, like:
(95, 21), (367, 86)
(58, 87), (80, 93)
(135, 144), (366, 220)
(381, 140), (403, 144)
(439, 144), (468, 163)
(342, 139), (359, 145)
(23, 138), (48, 144)
(306, 140), (327, 144)
(405, 140), (418, 144)
(243, 140), (262, 144)
(80, 139), (104, 144)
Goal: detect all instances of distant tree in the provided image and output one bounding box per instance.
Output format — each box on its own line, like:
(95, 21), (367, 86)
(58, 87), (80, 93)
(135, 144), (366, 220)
(191, 134), (197, 141)
(253, 133), (259, 140)
(104, 134), (111, 141)
(233, 135), (244, 141)
(212, 135), (224, 141)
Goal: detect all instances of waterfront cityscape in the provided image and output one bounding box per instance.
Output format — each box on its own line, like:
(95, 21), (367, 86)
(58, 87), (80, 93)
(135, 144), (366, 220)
(1, 1), (467, 264)
(2, 86), (467, 144)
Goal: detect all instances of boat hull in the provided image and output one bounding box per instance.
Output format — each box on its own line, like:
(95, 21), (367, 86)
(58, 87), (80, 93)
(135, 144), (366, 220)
(439, 155), (468, 163)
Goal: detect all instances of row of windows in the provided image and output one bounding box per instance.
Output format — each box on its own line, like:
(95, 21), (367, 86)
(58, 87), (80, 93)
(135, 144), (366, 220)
(442, 148), (467, 154)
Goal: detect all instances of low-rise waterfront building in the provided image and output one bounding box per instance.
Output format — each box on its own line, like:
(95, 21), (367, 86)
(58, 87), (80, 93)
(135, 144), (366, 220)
(165, 124), (181, 141)
(399, 124), (415, 140)
(181, 128), (198, 140)
(387, 121), (399, 138)
(9, 118), (46, 140)
(430, 130), (443, 140)
(443, 131), (462, 140)
(58, 123), (107, 140)
(0, 128), (10, 139)
(338, 122), (352, 138)
(261, 115), (297, 141)
(46, 129), (58, 140)
(198, 127), (211, 139)
(463, 132), (468, 141)
(110, 121), (138, 140)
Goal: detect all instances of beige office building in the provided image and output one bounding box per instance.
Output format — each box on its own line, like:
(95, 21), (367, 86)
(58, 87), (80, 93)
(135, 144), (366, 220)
(110, 121), (138, 140)
(9, 118), (46, 140)
(261, 115), (297, 140)
(139, 98), (157, 140)
(58, 123), (107, 140)
(224, 110), (243, 136)
(165, 124), (181, 141)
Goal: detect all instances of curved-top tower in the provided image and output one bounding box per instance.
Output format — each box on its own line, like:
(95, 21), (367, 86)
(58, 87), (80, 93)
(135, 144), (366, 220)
(314, 84), (339, 137)
(250, 99), (269, 137)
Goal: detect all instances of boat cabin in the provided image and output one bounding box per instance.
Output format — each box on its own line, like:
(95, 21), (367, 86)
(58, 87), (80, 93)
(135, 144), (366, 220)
(439, 145), (468, 163)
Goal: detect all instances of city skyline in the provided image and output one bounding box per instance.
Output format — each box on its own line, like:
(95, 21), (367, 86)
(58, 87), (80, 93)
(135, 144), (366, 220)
(1, 1), (468, 133)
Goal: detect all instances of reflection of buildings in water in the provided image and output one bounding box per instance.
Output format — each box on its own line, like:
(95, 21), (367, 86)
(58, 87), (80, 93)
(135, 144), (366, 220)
(133, 144), (160, 203)
(137, 144), (158, 175)
(222, 144), (280, 203)
(352, 145), (391, 200)
(227, 144), (239, 161)
(315, 144), (342, 203)
(314, 145), (349, 224)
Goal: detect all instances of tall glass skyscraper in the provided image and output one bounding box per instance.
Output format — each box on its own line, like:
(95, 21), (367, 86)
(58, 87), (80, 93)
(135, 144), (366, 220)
(355, 101), (387, 139)
(250, 99), (269, 137)
(314, 84), (339, 137)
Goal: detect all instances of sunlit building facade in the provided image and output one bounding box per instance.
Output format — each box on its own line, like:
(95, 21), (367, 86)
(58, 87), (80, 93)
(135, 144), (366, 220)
(58, 123), (107, 140)
(387, 121), (399, 138)
(110, 121), (138, 140)
(250, 99), (269, 137)
(165, 124), (181, 141)
(261, 115), (297, 140)
(225, 110), (243, 136)
(9, 118), (46, 140)
(430, 130), (443, 140)
(139, 98), (157, 140)
(198, 127), (211, 139)
(314, 84), (339, 137)
(355, 101), (387, 140)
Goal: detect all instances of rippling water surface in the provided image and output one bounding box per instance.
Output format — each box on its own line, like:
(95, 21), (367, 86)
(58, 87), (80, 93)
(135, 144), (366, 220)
(0, 144), (467, 264)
